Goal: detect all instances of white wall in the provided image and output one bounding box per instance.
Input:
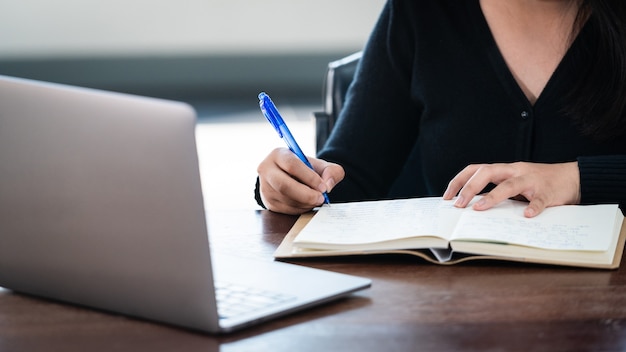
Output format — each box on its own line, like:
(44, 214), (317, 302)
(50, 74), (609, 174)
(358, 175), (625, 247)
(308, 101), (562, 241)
(0, 0), (386, 59)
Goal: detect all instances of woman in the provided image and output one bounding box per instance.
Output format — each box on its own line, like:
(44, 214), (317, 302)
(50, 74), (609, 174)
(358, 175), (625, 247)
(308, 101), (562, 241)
(256, 0), (626, 217)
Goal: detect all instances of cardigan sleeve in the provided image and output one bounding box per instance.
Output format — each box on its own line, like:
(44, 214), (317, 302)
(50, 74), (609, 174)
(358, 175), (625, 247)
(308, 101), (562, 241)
(577, 155), (626, 213)
(316, 0), (422, 202)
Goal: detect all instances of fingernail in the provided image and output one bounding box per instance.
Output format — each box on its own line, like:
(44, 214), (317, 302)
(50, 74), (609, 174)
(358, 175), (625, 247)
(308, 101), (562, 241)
(317, 195), (325, 205)
(318, 183), (327, 193)
(525, 207), (535, 217)
(454, 196), (465, 207)
(474, 198), (486, 209)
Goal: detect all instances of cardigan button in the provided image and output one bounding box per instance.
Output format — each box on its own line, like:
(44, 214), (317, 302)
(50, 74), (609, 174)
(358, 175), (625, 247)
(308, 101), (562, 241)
(520, 111), (529, 120)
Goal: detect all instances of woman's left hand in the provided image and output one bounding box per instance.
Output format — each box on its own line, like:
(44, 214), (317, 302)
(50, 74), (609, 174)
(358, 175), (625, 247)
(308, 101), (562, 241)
(443, 161), (581, 218)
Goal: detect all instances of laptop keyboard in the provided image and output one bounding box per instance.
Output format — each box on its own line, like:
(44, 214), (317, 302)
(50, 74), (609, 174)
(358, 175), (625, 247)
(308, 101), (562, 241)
(215, 281), (297, 320)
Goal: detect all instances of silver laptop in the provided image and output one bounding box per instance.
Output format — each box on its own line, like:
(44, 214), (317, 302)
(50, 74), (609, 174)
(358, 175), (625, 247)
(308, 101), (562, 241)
(0, 75), (370, 333)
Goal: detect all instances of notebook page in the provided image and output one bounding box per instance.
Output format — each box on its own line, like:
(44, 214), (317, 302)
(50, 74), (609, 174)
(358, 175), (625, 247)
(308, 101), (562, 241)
(293, 197), (465, 247)
(451, 202), (620, 251)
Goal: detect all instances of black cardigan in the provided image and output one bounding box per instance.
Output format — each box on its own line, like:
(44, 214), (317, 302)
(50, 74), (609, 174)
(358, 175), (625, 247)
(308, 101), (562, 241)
(256, 0), (626, 211)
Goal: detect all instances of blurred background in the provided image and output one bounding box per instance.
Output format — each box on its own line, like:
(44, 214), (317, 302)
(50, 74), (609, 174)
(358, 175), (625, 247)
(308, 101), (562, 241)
(0, 0), (386, 211)
(0, 0), (385, 101)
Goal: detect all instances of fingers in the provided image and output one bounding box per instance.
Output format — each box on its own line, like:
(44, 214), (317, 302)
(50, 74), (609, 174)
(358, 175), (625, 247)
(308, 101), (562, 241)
(474, 182), (548, 218)
(257, 148), (344, 214)
(310, 157), (345, 194)
(443, 164), (476, 201)
(470, 173), (547, 217)
(444, 163), (516, 207)
(443, 162), (581, 218)
(257, 148), (324, 214)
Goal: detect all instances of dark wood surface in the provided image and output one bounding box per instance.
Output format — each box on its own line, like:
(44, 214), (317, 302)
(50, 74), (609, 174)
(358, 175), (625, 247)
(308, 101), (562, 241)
(2, 209), (626, 352)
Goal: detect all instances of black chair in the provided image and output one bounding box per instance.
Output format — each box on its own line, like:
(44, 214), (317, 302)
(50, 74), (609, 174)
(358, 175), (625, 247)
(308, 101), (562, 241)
(313, 52), (428, 199)
(313, 51), (362, 152)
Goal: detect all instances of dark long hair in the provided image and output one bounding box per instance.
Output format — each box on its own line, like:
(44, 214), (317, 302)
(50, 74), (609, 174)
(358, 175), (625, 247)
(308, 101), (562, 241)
(566, 0), (626, 141)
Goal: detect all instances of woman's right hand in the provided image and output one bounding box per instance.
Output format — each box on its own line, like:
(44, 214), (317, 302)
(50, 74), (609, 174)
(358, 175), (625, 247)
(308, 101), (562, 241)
(257, 148), (345, 214)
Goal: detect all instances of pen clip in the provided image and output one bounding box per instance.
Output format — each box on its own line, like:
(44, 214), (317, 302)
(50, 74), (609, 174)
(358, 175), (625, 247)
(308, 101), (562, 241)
(258, 92), (283, 138)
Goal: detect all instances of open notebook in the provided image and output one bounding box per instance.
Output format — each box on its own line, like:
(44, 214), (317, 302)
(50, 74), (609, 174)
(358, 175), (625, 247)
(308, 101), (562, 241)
(0, 75), (370, 333)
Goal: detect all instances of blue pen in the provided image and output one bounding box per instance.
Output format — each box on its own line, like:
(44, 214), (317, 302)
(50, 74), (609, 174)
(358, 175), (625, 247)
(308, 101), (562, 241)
(258, 92), (330, 205)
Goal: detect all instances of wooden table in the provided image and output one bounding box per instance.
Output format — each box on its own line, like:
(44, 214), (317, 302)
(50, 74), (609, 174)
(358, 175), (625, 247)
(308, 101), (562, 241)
(2, 209), (626, 351)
